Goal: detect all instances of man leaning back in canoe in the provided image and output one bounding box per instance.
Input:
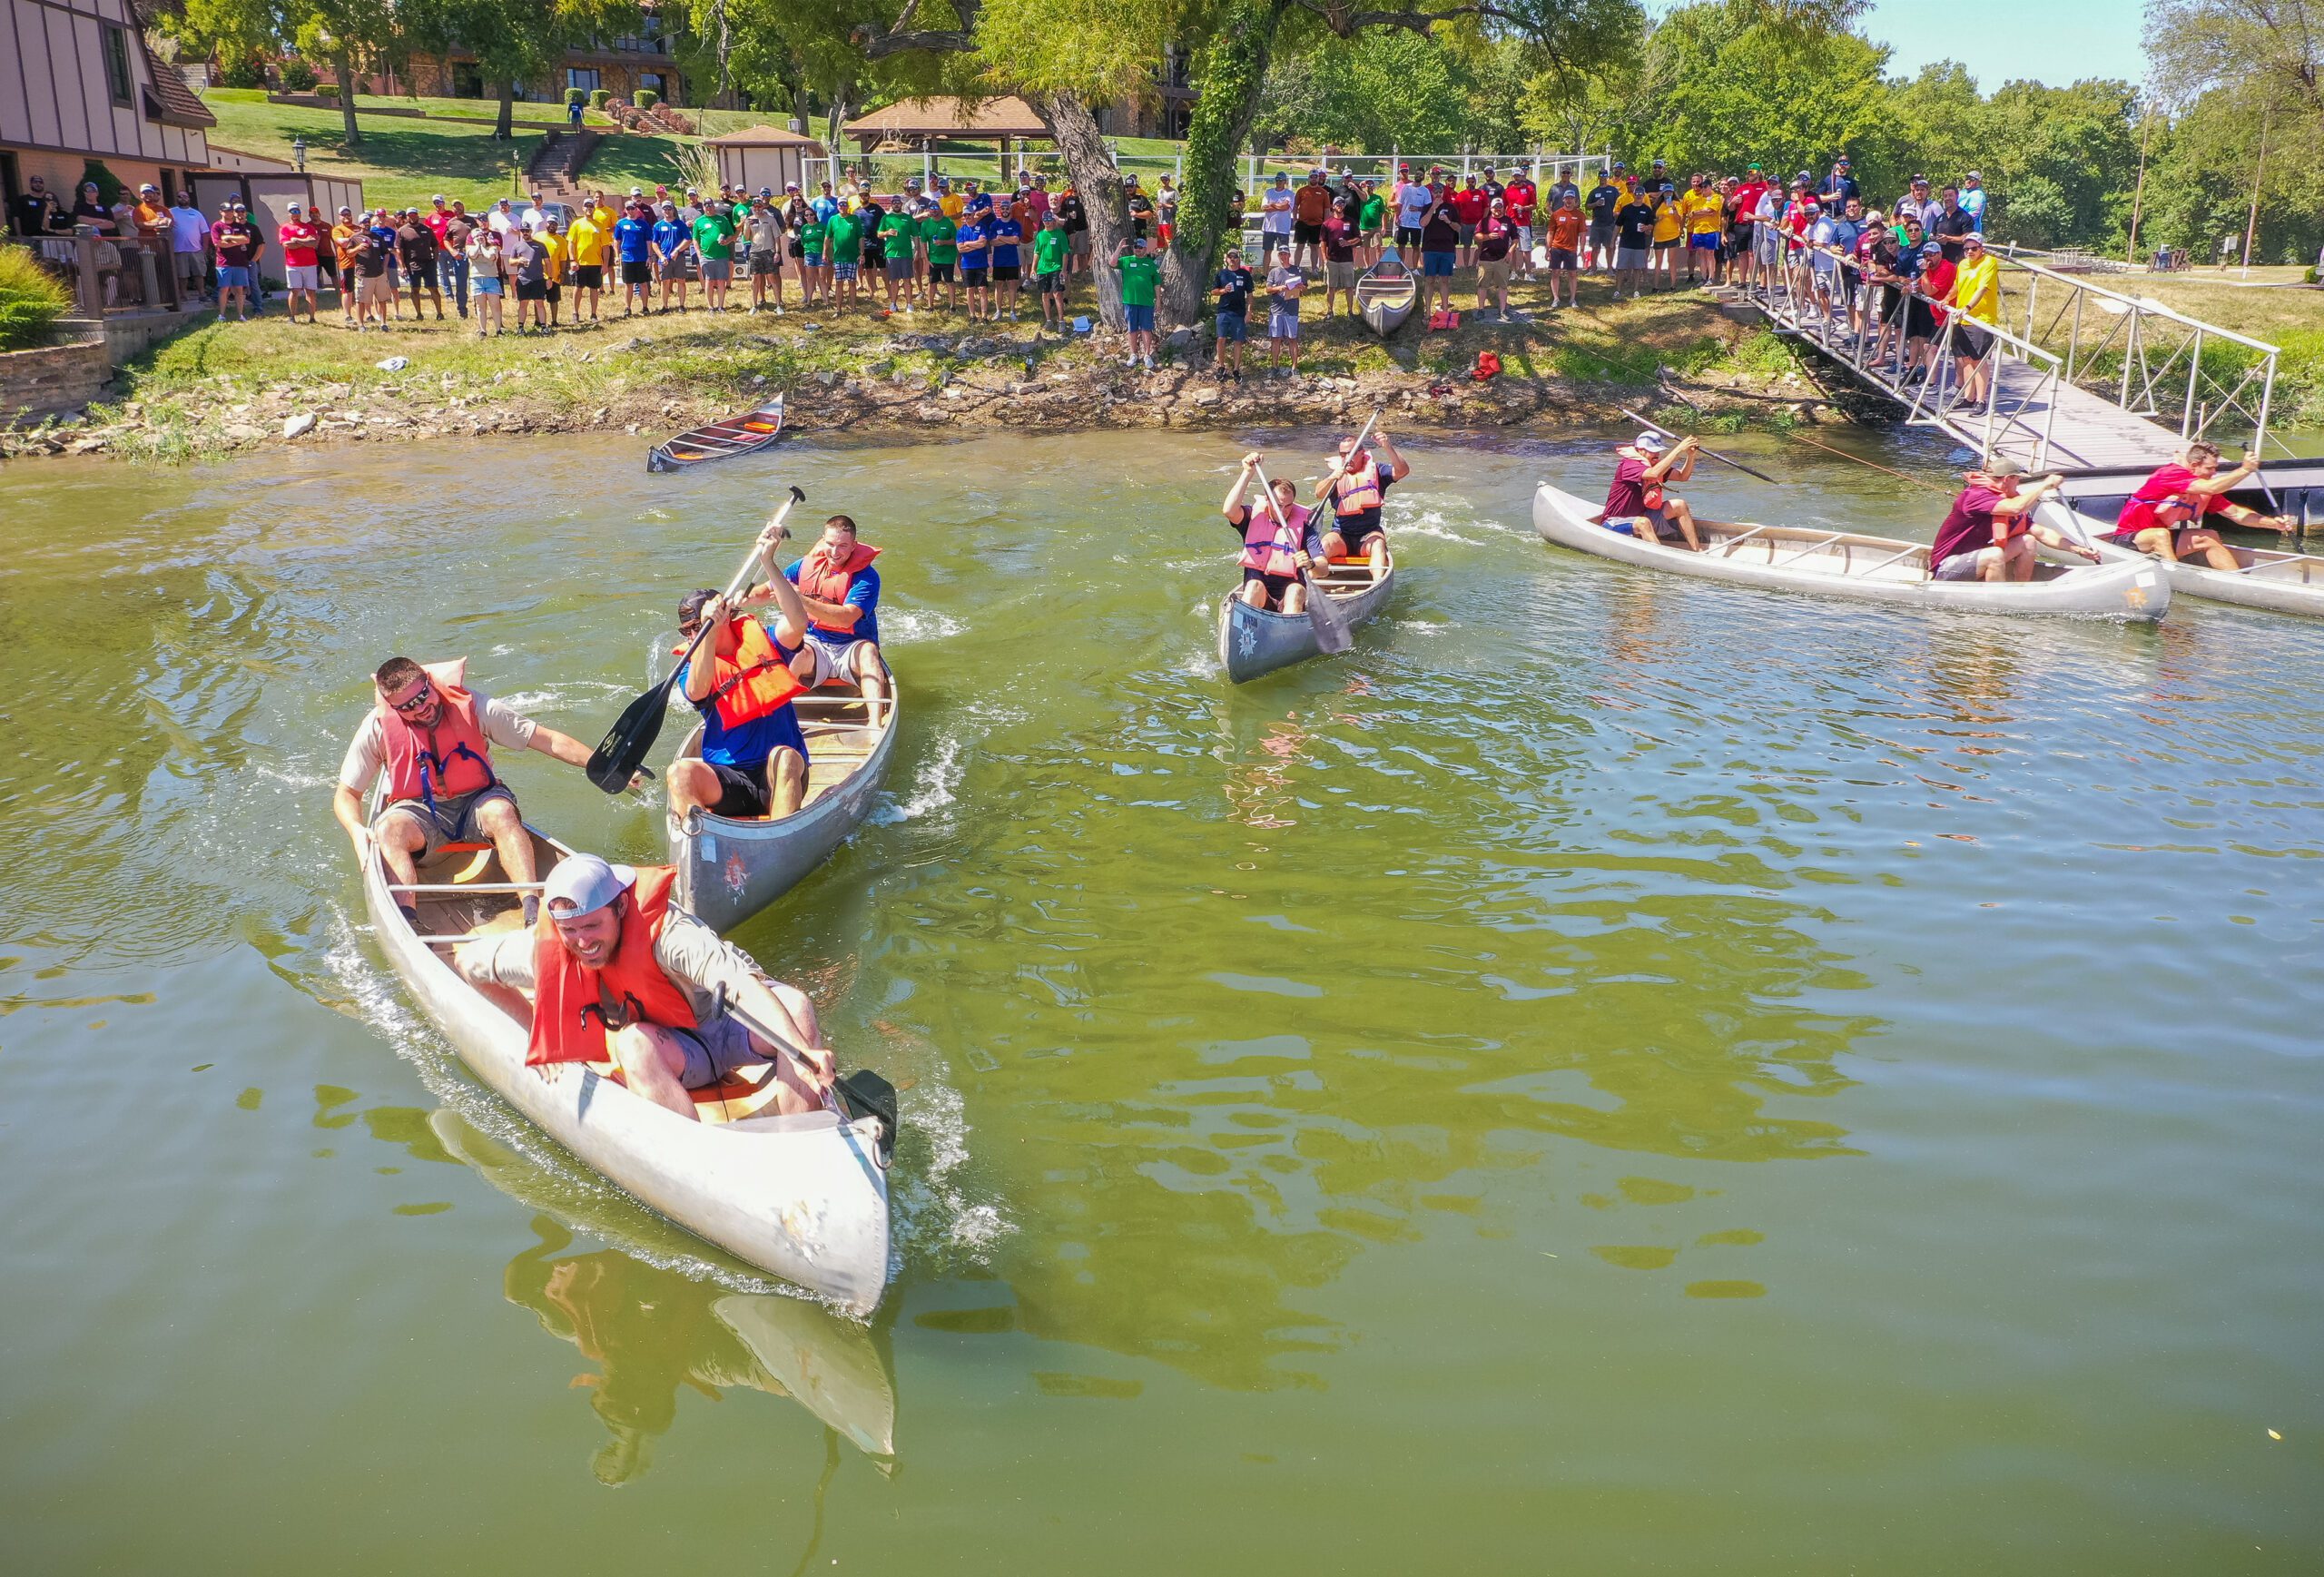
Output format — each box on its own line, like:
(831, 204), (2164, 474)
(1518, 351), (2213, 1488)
(1223, 450), (1315, 615)
(754, 514), (890, 717)
(2110, 441), (2293, 569)
(334, 656), (618, 931)
(1314, 425), (1411, 577)
(455, 853), (836, 1121)
(1927, 464), (2097, 582)
(1601, 430), (1703, 551)
(667, 521), (818, 824)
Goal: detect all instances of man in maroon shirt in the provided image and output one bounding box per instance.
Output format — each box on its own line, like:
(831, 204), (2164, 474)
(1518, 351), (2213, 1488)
(1600, 431), (1703, 551)
(1927, 467), (2092, 581)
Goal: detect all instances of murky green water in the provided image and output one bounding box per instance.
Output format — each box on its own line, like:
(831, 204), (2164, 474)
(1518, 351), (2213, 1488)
(4, 427), (2322, 1572)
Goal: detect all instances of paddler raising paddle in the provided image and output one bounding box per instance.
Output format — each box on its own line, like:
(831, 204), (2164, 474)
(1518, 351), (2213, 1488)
(752, 514), (890, 717)
(336, 658), (625, 931)
(1224, 450), (1315, 615)
(2109, 441), (2292, 569)
(666, 519), (818, 824)
(1927, 464), (2095, 582)
(454, 853), (835, 1121)
(1314, 426), (1410, 577)
(1602, 429), (1704, 551)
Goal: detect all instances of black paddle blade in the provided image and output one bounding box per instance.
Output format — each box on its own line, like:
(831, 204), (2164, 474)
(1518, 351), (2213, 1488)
(585, 681), (673, 793)
(837, 1069), (899, 1165)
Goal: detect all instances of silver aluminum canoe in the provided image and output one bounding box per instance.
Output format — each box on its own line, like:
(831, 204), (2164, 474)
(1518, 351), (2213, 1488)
(1217, 552), (1398, 683)
(1534, 484), (2168, 621)
(2037, 498), (2324, 619)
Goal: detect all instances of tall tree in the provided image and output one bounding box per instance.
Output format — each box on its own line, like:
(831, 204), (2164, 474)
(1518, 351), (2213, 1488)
(407, 0), (640, 139)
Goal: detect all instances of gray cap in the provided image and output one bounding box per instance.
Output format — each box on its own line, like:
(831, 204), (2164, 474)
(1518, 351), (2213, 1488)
(543, 854), (636, 919)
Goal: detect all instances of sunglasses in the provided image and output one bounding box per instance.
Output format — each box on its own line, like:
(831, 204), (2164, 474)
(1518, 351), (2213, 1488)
(676, 619), (703, 639)
(388, 682), (435, 715)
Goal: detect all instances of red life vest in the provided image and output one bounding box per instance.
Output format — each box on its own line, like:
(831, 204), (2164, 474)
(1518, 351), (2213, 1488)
(526, 865), (700, 1067)
(1238, 498), (1302, 578)
(1333, 456), (1384, 517)
(2115, 466), (2211, 537)
(672, 616), (804, 730)
(378, 681), (497, 808)
(796, 542), (881, 637)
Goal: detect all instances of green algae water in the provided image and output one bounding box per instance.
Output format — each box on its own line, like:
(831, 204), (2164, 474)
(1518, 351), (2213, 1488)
(4, 428), (2322, 1573)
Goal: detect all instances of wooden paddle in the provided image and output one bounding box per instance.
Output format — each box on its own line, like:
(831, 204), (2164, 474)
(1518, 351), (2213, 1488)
(585, 485), (806, 793)
(713, 984), (898, 1164)
(1618, 406), (1778, 485)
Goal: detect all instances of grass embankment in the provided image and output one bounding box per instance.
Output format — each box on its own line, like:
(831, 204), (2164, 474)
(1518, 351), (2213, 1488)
(25, 267), (1805, 462)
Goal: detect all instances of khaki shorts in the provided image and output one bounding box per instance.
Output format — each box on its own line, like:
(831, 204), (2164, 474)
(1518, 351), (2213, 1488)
(466, 931), (762, 1088)
(1479, 259), (1512, 290)
(374, 785), (517, 860)
(1326, 260), (1356, 289)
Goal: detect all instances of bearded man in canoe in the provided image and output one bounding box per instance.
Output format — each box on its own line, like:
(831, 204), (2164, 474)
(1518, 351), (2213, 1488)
(1928, 465), (2098, 582)
(335, 656), (613, 931)
(754, 514), (889, 716)
(1600, 430), (1703, 551)
(1223, 449), (1315, 614)
(2110, 441), (2293, 569)
(668, 522), (818, 823)
(1314, 427), (1411, 576)
(455, 853), (835, 1121)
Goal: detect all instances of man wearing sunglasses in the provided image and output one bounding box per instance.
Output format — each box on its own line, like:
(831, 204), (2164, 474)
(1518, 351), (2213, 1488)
(665, 522), (819, 825)
(333, 657), (620, 930)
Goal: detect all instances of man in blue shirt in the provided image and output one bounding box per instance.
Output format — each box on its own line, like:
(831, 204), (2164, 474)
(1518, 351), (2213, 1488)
(954, 212), (990, 319)
(650, 202), (693, 310)
(1584, 166), (1621, 271)
(1959, 171), (1986, 232)
(1212, 244), (1254, 380)
(667, 523), (815, 823)
(768, 515), (889, 717)
(1817, 156), (1859, 216)
(987, 194), (1024, 322)
(613, 200), (654, 316)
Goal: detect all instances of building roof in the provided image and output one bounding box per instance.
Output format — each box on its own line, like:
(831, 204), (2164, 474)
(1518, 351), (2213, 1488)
(842, 96), (1051, 141)
(704, 124), (830, 153)
(136, 36), (216, 129)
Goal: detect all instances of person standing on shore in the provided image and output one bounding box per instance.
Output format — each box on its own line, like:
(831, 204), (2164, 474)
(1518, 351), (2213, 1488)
(1543, 190), (1583, 309)
(167, 189), (211, 302)
(1212, 244), (1253, 381)
(567, 202), (606, 323)
(506, 222), (547, 334)
(613, 199), (653, 316)
(350, 222), (393, 330)
(276, 202), (324, 324)
(1032, 208), (1069, 330)
(652, 202), (693, 312)
(692, 197), (736, 314)
(211, 203), (261, 323)
(1585, 164), (1621, 272)
(1265, 240), (1306, 376)
(397, 209), (447, 322)
(1114, 233), (1161, 370)
(466, 225), (507, 337)
(988, 193), (1025, 322)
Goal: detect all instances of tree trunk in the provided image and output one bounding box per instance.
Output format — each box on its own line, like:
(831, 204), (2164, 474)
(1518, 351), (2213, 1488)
(1030, 89), (1130, 329)
(1162, 0), (1287, 327)
(334, 54), (361, 148)
(495, 83), (516, 141)
(824, 83), (855, 182)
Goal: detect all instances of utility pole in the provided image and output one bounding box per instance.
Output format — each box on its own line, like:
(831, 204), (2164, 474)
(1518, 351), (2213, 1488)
(2240, 98), (2271, 276)
(2123, 101), (2153, 269)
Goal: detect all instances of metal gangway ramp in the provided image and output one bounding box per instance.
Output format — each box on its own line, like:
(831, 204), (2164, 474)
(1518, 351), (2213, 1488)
(1725, 248), (2283, 482)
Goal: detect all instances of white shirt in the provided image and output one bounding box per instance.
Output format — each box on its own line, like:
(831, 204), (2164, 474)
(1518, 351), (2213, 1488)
(519, 205), (552, 232)
(1262, 186), (1295, 232)
(168, 205), (210, 252)
(487, 207), (519, 234)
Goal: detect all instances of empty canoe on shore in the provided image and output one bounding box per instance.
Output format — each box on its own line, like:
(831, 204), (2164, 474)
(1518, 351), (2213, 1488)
(1356, 261), (1417, 338)
(1532, 484), (2168, 620)
(1218, 553), (1397, 683)
(647, 394), (785, 473)
(2037, 499), (2324, 618)
(666, 680), (901, 933)
(359, 810), (893, 1314)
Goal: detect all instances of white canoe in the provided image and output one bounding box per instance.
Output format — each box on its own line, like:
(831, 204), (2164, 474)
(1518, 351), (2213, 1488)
(1217, 551), (1398, 683)
(2037, 498), (2324, 618)
(667, 681), (901, 933)
(1533, 484), (2169, 620)
(360, 817), (893, 1315)
(1357, 261), (1417, 337)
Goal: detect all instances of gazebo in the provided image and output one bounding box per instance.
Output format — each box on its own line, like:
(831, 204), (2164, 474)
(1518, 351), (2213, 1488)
(841, 95), (1053, 158)
(706, 125), (832, 197)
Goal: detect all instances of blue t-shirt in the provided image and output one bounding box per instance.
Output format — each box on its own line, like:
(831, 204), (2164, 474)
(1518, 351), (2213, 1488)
(810, 195), (839, 222)
(786, 558), (881, 649)
(1960, 187), (1986, 232)
(651, 219), (688, 260)
(955, 221), (989, 271)
(613, 218), (651, 263)
(987, 217), (1022, 269)
(676, 620), (808, 770)
(965, 191), (995, 219)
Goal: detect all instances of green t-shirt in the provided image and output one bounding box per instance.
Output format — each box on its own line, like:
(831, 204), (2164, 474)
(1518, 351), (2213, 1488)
(802, 216), (828, 252)
(1360, 194), (1386, 229)
(1115, 253), (1159, 308)
(824, 210), (861, 261)
(1033, 226), (1068, 275)
(878, 210), (914, 248)
(691, 212), (735, 262)
(920, 214), (957, 264)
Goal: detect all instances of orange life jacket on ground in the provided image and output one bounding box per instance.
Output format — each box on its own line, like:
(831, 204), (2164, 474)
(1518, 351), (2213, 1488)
(1333, 457), (1384, 517)
(797, 543), (881, 637)
(673, 616), (804, 730)
(378, 682), (497, 809)
(1238, 498), (1303, 579)
(527, 865), (700, 1067)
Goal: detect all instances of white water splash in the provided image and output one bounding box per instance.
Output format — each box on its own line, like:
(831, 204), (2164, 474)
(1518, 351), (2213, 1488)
(883, 607), (966, 642)
(873, 729), (962, 823)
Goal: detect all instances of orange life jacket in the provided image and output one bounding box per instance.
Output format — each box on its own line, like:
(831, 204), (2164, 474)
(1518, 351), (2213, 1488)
(1238, 498), (1303, 579)
(672, 616), (804, 731)
(796, 542), (881, 637)
(1333, 456), (1384, 517)
(526, 865), (700, 1067)
(378, 682), (497, 808)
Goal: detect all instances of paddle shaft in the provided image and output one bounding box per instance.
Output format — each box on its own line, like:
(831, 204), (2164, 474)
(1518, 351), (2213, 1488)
(1618, 407), (1777, 485)
(675, 499), (802, 690)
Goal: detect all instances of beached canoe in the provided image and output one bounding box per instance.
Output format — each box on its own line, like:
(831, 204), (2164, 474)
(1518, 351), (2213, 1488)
(1356, 261), (1417, 338)
(647, 394), (785, 473)
(1217, 552), (1397, 683)
(666, 680), (901, 933)
(359, 812), (893, 1314)
(2036, 498), (2324, 618)
(1532, 484), (2169, 620)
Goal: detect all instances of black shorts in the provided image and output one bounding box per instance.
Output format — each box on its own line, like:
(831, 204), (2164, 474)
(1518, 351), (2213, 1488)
(1395, 225), (1423, 247)
(991, 262), (1020, 281)
(929, 261), (955, 282)
(1587, 221), (1615, 250)
(545, 282), (562, 302)
(621, 260), (651, 284)
(1906, 299), (1938, 340)
(1242, 567), (1298, 606)
(1955, 321), (1994, 360)
(1293, 220), (1323, 246)
(515, 280), (547, 301)
(786, 238), (804, 259)
(575, 264), (603, 290)
(705, 761), (772, 819)
(1331, 518), (1384, 553)
(1652, 237), (1679, 250)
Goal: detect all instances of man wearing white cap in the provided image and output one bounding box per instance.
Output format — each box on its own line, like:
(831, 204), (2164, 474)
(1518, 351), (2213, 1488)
(277, 200), (325, 322)
(1601, 429), (1703, 551)
(454, 853), (835, 1120)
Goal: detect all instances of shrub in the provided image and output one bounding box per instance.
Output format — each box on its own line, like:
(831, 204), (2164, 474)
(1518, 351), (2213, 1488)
(77, 160), (123, 208)
(0, 246), (73, 350)
(589, 88), (611, 109)
(566, 87), (586, 108)
(218, 54), (267, 90)
(314, 80), (339, 98)
(634, 89), (659, 109)
(279, 58), (318, 92)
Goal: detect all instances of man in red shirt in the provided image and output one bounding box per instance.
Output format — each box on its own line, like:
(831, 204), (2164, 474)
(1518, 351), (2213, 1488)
(1502, 169), (1537, 280)
(1451, 174), (1489, 268)
(1928, 467), (2092, 581)
(2110, 442), (2293, 567)
(277, 202), (325, 322)
(1730, 166), (1770, 288)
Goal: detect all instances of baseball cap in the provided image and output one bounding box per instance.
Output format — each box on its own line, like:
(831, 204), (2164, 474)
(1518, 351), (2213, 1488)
(1611, 161), (1627, 172)
(758, 185), (773, 197)
(1748, 162), (1762, 171)
(287, 202), (303, 212)
(431, 192), (447, 203)
(784, 181), (801, 191)
(1921, 239), (1943, 254)
(1965, 170), (1984, 180)
(139, 182), (157, 192)
(1635, 431), (1667, 453)
(543, 854), (636, 920)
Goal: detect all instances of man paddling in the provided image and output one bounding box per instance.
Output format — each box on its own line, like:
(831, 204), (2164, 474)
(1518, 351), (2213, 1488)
(754, 515), (890, 716)
(2110, 442), (2292, 568)
(453, 853), (835, 1122)
(1928, 465), (2096, 582)
(1223, 450), (1314, 615)
(1314, 427), (1411, 577)
(1601, 430), (1704, 551)
(667, 523), (819, 824)
(335, 659), (614, 930)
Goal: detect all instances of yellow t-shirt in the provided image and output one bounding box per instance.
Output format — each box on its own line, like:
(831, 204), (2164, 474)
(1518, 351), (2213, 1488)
(939, 193), (965, 220)
(1953, 253), (2001, 323)
(1649, 193), (1682, 243)
(567, 215), (606, 267)
(590, 203), (615, 235)
(1682, 190), (1724, 234)
(536, 233), (566, 283)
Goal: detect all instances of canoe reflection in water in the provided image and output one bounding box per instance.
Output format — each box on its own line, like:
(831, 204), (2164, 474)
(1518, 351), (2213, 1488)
(434, 1108), (897, 1483)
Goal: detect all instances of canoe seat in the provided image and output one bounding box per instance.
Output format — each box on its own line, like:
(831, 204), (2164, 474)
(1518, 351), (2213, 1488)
(723, 1109), (843, 1135)
(579, 1058), (795, 1124)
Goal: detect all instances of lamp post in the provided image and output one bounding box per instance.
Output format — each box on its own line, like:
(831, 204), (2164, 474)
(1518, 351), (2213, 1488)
(291, 134), (307, 172)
